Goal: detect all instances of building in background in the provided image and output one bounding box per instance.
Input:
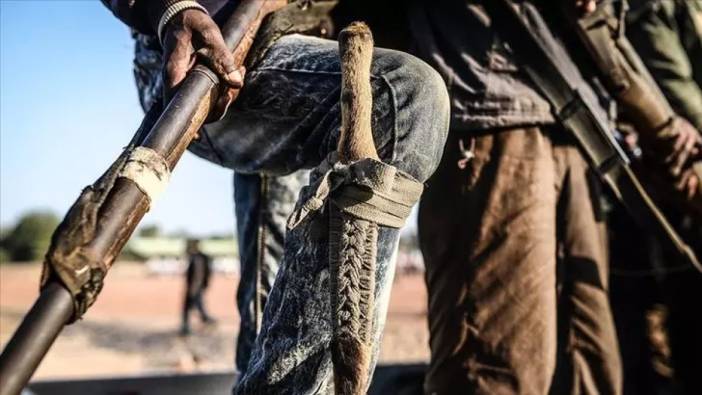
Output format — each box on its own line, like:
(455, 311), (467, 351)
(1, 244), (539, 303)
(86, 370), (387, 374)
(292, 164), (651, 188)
(124, 237), (239, 276)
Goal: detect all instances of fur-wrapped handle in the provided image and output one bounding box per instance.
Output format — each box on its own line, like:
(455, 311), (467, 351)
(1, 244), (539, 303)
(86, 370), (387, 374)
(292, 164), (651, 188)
(338, 22), (379, 163)
(332, 22), (378, 395)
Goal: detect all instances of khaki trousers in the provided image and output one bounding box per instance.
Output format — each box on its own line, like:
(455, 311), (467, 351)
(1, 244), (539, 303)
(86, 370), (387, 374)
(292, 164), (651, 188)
(419, 127), (622, 395)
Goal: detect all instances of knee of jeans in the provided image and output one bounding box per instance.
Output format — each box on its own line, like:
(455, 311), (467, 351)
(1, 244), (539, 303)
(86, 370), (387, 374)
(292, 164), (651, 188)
(380, 52), (450, 183)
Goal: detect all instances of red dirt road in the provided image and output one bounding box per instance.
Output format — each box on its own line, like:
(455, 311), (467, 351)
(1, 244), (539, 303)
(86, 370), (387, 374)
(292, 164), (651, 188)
(0, 263), (429, 380)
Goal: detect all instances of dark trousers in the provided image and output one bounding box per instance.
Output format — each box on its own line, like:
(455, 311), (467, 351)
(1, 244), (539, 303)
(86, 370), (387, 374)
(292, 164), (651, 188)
(183, 291), (211, 328)
(609, 206), (702, 395)
(419, 127), (622, 395)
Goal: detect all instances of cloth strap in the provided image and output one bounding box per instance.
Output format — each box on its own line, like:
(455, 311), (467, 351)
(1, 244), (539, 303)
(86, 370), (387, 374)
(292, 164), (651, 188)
(287, 153), (423, 230)
(118, 146), (170, 204)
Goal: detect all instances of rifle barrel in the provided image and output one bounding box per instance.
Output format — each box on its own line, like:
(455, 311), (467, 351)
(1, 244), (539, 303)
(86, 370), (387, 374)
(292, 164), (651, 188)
(0, 2), (274, 394)
(0, 283), (73, 395)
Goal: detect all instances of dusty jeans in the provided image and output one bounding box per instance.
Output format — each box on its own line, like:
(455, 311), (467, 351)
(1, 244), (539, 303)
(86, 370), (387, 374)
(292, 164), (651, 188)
(133, 33), (309, 374)
(418, 128), (622, 395)
(192, 34), (449, 394)
(233, 171), (308, 372)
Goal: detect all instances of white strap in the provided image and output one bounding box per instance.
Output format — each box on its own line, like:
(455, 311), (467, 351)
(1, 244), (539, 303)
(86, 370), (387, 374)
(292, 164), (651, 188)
(119, 147), (171, 204)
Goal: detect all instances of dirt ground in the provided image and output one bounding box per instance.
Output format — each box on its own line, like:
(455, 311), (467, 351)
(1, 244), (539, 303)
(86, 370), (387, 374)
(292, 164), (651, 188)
(0, 263), (429, 381)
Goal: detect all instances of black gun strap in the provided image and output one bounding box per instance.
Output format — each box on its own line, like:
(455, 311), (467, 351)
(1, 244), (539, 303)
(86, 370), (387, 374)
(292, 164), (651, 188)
(482, 0), (701, 272)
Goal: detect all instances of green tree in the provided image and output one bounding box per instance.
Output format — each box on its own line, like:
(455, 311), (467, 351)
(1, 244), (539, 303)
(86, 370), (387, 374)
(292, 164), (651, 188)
(0, 247), (10, 264)
(4, 211), (60, 262)
(0, 227), (8, 262)
(138, 224), (161, 238)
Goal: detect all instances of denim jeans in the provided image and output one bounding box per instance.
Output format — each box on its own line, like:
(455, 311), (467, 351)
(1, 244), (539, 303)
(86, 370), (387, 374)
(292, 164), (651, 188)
(139, 32), (449, 393)
(135, 35), (449, 394)
(198, 34), (448, 394)
(134, 32), (308, 374)
(233, 171), (309, 372)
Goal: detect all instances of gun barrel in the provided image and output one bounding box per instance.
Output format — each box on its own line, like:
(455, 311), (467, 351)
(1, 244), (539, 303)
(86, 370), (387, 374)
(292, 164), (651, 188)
(0, 2), (275, 394)
(0, 283), (72, 395)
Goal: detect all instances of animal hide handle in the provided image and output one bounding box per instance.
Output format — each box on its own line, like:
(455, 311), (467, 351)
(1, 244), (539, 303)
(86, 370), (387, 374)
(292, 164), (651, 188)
(331, 21), (379, 395)
(338, 22), (379, 164)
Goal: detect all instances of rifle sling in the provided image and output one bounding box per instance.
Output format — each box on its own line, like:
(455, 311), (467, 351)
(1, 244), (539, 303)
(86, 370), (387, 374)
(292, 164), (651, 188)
(482, 0), (701, 272)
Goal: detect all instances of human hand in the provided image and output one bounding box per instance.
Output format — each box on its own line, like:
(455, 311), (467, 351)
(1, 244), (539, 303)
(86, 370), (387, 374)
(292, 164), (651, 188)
(161, 8), (245, 121)
(574, 0), (597, 15)
(676, 166), (700, 200)
(662, 117), (702, 178)
(641, 117), (702, 199)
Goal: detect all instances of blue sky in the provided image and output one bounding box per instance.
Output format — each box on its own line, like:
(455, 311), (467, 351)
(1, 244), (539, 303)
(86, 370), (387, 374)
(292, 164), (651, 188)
(1, 1), (235, 236)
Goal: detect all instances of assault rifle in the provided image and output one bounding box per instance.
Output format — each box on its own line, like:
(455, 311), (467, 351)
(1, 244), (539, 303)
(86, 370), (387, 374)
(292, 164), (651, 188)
(569, 0), (702, 218)
(0, 2), (286, 394)
(482, 0), (701, 272)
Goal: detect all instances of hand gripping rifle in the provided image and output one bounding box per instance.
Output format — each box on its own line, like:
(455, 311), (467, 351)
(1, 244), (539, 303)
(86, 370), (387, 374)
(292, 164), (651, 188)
(0, 2), (285, 394)
(481, 0), (701, 273)
(567, 0), (702, 218)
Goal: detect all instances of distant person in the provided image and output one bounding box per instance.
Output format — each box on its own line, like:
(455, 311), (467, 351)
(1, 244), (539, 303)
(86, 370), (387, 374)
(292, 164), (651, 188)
(181, 239), (215, 336)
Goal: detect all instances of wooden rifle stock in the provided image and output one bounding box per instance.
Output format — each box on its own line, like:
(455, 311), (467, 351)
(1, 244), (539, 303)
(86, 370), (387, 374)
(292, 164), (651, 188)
(0, 2), (284, 394)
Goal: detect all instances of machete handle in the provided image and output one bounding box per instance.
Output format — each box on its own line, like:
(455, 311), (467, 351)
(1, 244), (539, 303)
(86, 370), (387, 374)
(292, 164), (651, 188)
(338, 22), (379, 164)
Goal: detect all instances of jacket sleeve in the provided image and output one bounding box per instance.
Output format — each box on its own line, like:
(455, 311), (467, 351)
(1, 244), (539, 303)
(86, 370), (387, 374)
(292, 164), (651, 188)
(626, 0), (702, 130)
(102, 0), (188, 35)
(100, 0), (153, 33)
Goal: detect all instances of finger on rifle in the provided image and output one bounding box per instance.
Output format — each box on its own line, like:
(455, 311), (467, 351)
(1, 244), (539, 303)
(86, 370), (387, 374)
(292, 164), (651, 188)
(677, 169), (699, 199)
(585, 0), (597, 13)
(686, 173), (699, 200)
(196, 27), (243, 89)
(207, 66), (246, 122)
(671, 133), (698, 176)
(669, 152), (688, 177)
(691, 134), (702, 157)
(163, 28), (195, 90)
(672, 128), (687, 153)
(575, 0), (597, 14)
